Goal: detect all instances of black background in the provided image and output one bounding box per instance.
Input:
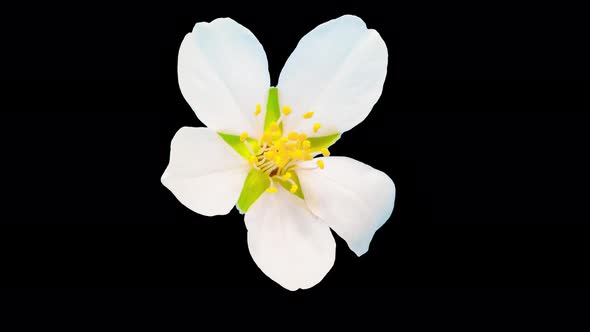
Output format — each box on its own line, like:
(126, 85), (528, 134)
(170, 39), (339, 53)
(1, 1), (589, 325)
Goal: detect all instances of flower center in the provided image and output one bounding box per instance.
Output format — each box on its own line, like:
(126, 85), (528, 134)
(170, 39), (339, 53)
(240, 104), (328, 194)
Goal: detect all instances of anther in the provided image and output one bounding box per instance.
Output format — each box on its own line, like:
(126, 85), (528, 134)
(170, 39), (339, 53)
(282, 106), (292, 116)
(317, 159), (325, 170)
(313, 123), (321, 133)
(320, 147), (330, 157)
(290, 183), (298, 193)
(303, 112), (314, 119)
(261, 132), (273, 144)
(291, 150), (304, 160)
(302, 140), (311, 149)
(275, 156), (287, 168)
(269, 122), (279, 132)
(254, 104), (262, 116)
(287, 132), (299, 140)
(240, 132), (248, 142)
(263, 150), (276, 160)
(266, 186), (278, 193)
(282, 172), (292, 181)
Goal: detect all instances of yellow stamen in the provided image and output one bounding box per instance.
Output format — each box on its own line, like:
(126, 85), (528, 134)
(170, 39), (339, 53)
(277, 148), (289, 158)
(261, 132), (273, 144)
(263, 150), (276, 160)
(317, 159), (325, 170)
(275, 156), (287, 168)
(240, 132), (248, 142)
(286, 142), (298, 150)
(291, 150), (304, 160)
(281, 106), (292, 116)
(269, 122), (279, 132)
(313, 123), (321, 133)
(245, 102), (335, 186)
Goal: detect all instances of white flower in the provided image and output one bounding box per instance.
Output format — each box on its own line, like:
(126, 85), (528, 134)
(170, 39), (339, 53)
(162, 15), (395, 290)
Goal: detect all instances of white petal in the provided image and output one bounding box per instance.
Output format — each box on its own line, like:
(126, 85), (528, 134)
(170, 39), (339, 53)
(297, 157), (395, 256)
(178, 18), (270, 135)
(245, 187), (335, 291)
(161, 127), (250, 216)
(278, 15), (388, 135)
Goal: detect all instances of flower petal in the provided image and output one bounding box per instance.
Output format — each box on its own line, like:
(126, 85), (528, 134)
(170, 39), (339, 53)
(178, 18), (270, 135)
(297, 157), (395, 256)
(161, 127), (250, 216)
(245, 187), (335, 291)
(278, 15), (388, 135)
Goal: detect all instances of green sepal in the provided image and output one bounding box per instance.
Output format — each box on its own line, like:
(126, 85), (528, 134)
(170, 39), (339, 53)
(264, 87), (282, 135)
(308, 133), (341, 152)
(236, 168), (270, 214)
(217, 133), (259, 160)
(276, 172), (304, 199)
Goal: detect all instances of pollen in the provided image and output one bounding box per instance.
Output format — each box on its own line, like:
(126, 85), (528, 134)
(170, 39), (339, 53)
(281, 106), (292, 116)
(287, 132), (299, 140)
(317, 159), (325, 170)
(254, 104), (262, 116)
(240, 132), (248, 142)
(266, 187), (278, 193)
(303, 111), (314, 119)
(320, 147), (330, 157)
(290, 183), (298, 194)
(313, 123), (321, 133)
